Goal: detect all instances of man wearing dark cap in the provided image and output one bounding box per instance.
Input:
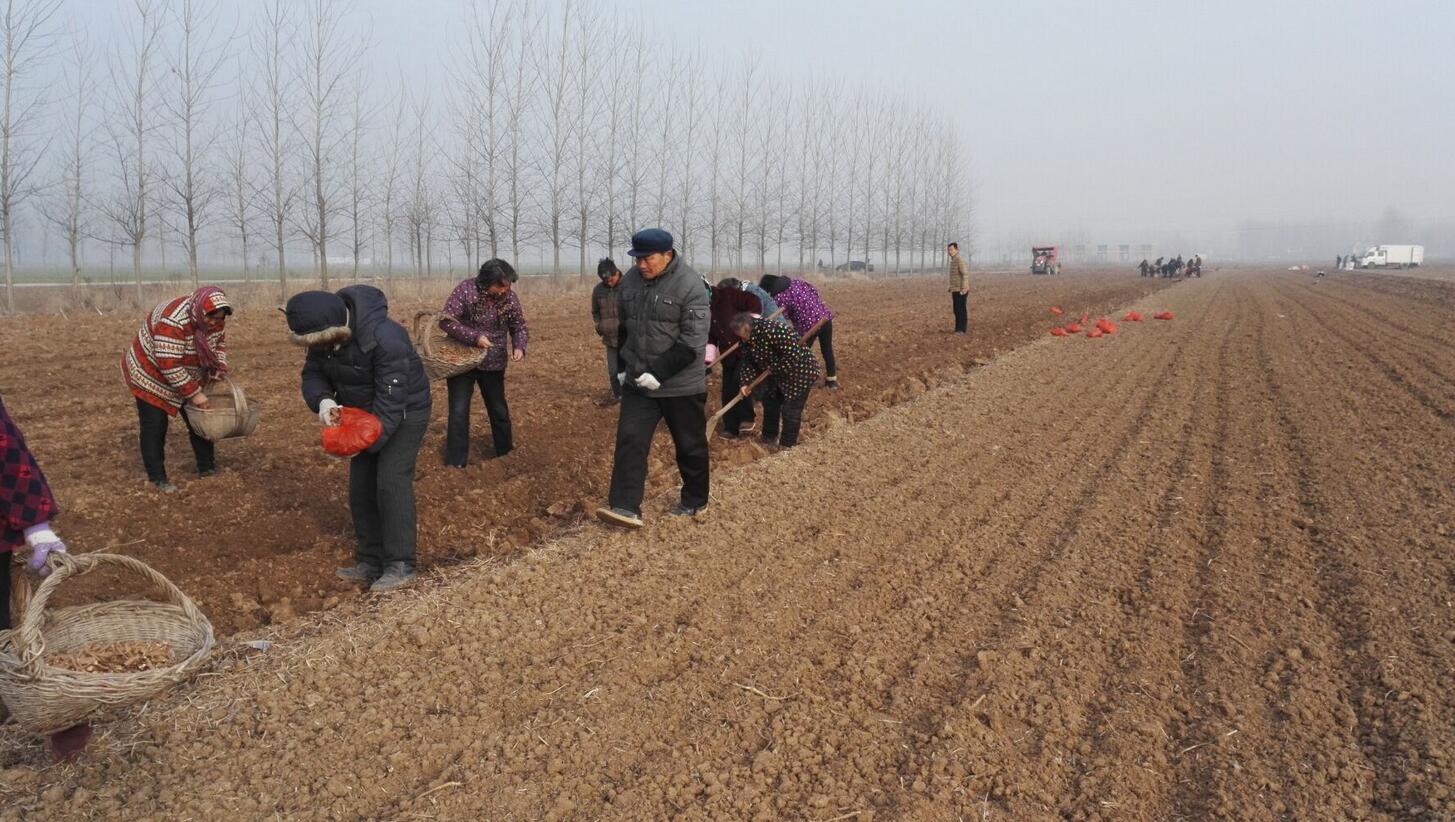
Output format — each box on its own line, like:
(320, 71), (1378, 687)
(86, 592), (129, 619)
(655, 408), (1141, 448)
(591, 257), (624, 403)
(596, 229), (711, 528)
(285, 284), (432, 592)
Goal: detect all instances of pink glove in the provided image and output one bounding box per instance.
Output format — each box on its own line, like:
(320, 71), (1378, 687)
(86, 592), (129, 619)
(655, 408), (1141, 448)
(704, 343), (719, 366)
(23, 523), (66, 577)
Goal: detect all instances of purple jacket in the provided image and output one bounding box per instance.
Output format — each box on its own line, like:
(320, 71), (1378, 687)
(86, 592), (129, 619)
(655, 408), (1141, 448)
(439, 280), (529, 372)
(775, 279), (833, 336)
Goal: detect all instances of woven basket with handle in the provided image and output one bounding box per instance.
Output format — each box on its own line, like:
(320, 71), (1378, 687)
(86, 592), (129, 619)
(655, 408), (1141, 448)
(182, 376), (261, 441)
(0, 552), (215, 735)
(412, 310), (487, 380)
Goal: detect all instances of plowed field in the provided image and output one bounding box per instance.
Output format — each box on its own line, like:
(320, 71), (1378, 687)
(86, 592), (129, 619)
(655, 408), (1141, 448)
(4, 268), (1455, 820)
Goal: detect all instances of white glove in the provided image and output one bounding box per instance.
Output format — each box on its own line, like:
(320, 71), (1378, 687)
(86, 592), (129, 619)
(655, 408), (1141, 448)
(616, 372), (627, 386)
(318, 398), (340, 426)
(704, 344), (719, 366)
(23, 525), (66, 577)
(634, 373), (661, 391)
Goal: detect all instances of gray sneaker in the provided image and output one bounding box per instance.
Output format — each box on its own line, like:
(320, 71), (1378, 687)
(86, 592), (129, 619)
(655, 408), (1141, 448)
(152, 480), (178, 494)
(669, 502), (706, 517)
(335, 562), (381, 583)
(369, 563), (416, 593)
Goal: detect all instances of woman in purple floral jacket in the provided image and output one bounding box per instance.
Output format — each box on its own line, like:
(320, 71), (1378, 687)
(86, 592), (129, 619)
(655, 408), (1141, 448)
(439, 259), (529, 465)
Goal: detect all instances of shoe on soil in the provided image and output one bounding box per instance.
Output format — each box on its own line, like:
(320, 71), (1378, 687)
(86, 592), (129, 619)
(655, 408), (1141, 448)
(335, 562), (381, 583)
(198, 467), (217, 478)
(823, 379), (841, 390)
(369, 563), (416, 593)
(595, 506), (644, 529)
(152, 480), (178, 494)
(669, 502), (706, 517)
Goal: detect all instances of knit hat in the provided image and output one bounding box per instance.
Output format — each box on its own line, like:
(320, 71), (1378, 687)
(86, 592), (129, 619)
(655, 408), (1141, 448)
(597, 257), (621, 281)
(758, 275), (791, 296)
(285, 290), (351, 347)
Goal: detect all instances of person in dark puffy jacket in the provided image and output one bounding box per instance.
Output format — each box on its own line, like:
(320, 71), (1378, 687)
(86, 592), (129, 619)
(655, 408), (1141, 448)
(596, 228), (710, 529)
(285, 284), (432, 593)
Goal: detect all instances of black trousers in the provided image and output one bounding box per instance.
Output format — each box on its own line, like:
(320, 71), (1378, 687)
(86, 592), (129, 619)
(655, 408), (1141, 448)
(605, 346), (622, 399)
(135, 397), (214, 482)
(445, 369), (512, 465)
(0, 557), (10, 630)
(951, 291), (968, 332)
(349, 411), (427, 572)
(608, 391), (709, 515)
(720, 358), (756, 435)
(761, 385), (810, 447)
(803, 320), (837, 379)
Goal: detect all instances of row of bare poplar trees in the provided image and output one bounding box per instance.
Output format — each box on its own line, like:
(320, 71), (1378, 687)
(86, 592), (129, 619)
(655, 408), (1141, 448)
(0, 0), (971, 311)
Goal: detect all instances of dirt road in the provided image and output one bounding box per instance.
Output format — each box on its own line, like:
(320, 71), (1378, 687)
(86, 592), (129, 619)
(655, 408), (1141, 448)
(3, 269), (1453, 819)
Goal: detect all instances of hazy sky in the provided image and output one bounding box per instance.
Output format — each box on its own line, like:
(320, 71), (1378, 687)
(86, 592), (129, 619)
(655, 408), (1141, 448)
(63, 0), (1453, 261)
(362, 0), (1451, 254)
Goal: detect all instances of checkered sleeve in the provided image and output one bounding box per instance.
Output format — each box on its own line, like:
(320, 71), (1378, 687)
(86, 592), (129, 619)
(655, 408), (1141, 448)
(0, 401), (58, 551)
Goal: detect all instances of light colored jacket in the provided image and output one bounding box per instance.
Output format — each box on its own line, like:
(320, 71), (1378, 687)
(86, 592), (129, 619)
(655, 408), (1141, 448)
(947, 254), (969, 291)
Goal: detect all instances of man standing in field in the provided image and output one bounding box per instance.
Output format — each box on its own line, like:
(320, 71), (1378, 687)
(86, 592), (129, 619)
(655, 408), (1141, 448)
(592, 258), (624, 404)
(947, 241), (969, 334)
(597, 229), (711, 529)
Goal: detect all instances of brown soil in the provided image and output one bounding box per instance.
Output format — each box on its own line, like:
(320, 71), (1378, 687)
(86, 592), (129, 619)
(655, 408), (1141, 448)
(3, 268), (1452, 820)
(0, 270), (1166, 636)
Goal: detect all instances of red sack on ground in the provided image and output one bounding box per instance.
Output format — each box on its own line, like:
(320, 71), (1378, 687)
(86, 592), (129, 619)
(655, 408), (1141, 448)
(1153, 311), (1175, 320)
(1049, 306), (1064, 315)
(1087, 328), (1104, 338)
(1096, 318), (1117, 334)
(1050, 327), (1068, 337)
(1065, 323), (1083, 333)
(1123, 311), (1143, 322)
(322, 407), (382, 457)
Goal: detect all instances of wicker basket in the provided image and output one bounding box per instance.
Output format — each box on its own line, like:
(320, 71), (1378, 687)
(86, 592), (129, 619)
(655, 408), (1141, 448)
(0, 552), (215, 735)
(183, 376), (261, 441)
(413, 311), (487, 381)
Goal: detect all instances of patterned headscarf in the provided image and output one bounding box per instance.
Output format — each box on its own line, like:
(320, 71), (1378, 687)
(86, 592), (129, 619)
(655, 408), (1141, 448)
(189, 286), (230, 378)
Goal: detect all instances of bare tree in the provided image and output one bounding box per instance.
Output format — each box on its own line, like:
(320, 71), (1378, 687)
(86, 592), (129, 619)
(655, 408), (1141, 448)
(294, 0), (362, 289)
(729, 55), (759, 271)
(222, 106), (253, 280)
(500, 5), (539, 264)
(673, 50), (704, 260)
(251, 0), (293, 299)
(40, 24), (91, 290)
(596, 16), (631, 258)
(164, 0), (229, 286)
(570, 0), (600, 282)
(0, 0), (60, 311)
(533, 0), (575, 280)
(458, 0), (511, 260)
(345, 74), (370, 280)
(377, 85), (405, 279)
(621, 33), (649, 241)
(99, 0), (166, 300)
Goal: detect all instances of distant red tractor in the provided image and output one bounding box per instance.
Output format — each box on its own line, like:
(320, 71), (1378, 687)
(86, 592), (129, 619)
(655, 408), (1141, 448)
(1031, 246), (1060, 276)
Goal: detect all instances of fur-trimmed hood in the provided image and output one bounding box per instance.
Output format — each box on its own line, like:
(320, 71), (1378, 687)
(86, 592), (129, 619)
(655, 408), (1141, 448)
(290, 322), (352, 348)
(286, 285), (392, 349)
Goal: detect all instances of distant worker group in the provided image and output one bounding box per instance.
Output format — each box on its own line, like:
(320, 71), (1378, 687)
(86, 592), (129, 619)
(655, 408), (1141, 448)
(1139, 255), (1202, 278)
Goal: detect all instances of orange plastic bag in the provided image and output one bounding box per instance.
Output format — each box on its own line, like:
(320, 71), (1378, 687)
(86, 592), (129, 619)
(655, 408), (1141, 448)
(1049, 327), (1068, 337)
(322, 407), (382, 457)
(1087, 328), (1104, 338)
(1049, 306), (1064, 315)
(1065, 323), (1083, 333)
(1153, 311), (1174, 320)
(1123, 311), (1143, 322)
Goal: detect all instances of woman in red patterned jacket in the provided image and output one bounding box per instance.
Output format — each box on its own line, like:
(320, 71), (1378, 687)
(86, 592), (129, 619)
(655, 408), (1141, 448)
(120, 286), (232, 492)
